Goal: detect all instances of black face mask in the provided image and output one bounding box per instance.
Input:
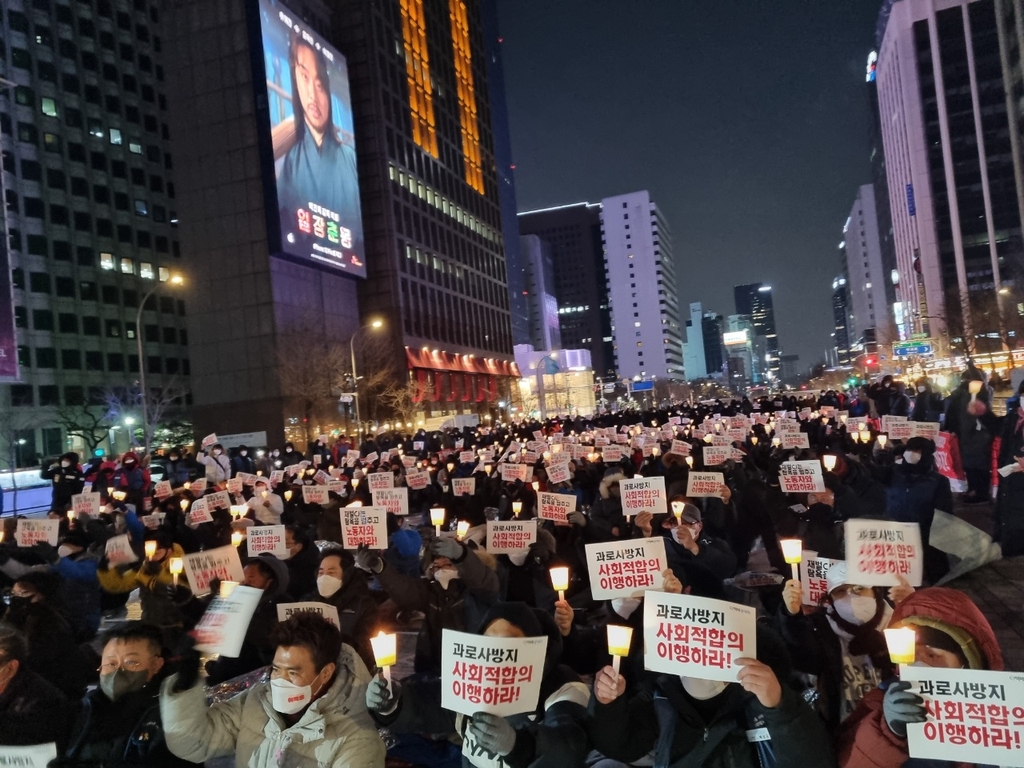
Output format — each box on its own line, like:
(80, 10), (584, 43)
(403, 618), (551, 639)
(4, 595), (34, 625)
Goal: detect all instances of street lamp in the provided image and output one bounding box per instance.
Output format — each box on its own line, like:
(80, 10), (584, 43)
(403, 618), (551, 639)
(349, 319), (385, 435)
(136, 274), (184, 455)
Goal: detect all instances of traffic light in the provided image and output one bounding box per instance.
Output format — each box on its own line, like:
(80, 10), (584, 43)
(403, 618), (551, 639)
(864, 356), (876, 367)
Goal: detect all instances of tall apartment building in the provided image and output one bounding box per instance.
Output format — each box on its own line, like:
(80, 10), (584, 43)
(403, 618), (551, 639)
(1, 0), (188, 465)
(518, 202), (613, 377)
(876, 0), (1023, 354)
(842, 184), (890, 343)
(733, 282), (780, 378)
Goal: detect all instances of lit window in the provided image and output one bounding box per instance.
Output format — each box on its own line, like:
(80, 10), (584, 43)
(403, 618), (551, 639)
(634, 322), (641, 327)
(120, 257), (134, 274)
(109, 128), (123, 145)
(140, 262), (154, 279)
(100, 252), (115, 270)
(134, 199), (148, 216)
(398, 0), (438, 157)
(158, 267), (170, 282)
(128, 142), (142, 154)
(41, 97), (58, 117)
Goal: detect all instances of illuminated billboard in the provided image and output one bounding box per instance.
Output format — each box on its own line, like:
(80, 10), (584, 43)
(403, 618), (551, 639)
(723, 330), (749, 346)
(255, 0), (365, 277)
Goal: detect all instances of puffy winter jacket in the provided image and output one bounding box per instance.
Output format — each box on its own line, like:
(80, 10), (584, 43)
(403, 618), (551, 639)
(97, 544), (193, 628)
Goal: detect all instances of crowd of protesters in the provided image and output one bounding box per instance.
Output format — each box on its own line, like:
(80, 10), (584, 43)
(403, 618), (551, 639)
(0, 365), (1020, 767)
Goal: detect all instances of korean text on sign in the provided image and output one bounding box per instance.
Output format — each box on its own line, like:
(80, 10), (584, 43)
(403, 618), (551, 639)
(537, 491), (574, 523)
(778, 460), (826, 494)
(844, 519), (923, 587)
(372, 487), (409, 516)
(246, 525), (288, 558)
(440, 629), (547, 717)
(643, 591), (757, 682)
(620, 476), (667, 517)
(15, 519), (60, 547)
(686, 471), (725, 498)
(902, 665), (1024, 767)
(486, 520), (538, 554)
(585, 537), (666, 600)
(341, 507), (387, 549)
(800, 551), (841, 606)
(182, 545), (245, 597)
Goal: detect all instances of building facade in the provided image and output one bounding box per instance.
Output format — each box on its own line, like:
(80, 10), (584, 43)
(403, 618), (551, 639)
(601, 190), (683, 381)
(519, 234), (560, 351)
(733, 282), (780, 378)
(832, 275), (853, 365)
(701, 310), (726, 379)
(843, 184), (889, 344)
(682, 301), (707, 380)
(1, 0), (189, 464)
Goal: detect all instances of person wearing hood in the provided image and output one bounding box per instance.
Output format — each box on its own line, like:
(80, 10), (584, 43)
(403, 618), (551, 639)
(635, 500), (737, 581)
(302, 547), (379, 670)
(231, 445), (256, 477)
(354, 536), (500, 675)
(837, 587), (1004, 768)
(774, 480), (845, 560)
(0, 624), (75, 750)
(888, 382), (912, 418)
(66, 622), (192, 766)
(591, 619), (838, 768)
(868, 375), (896, 418)
(776, 561), (911, 733)
(247, 477), (285, 525)
(115, 451), (152, 510)
(878, 436), (952, 554)
(282, 524), (319, 598)
(162, 447), (191, 486)
(160, 611), (385, 767)
(205, 553), (292, 685)
(944, 370), (1000, 504)
(41, 451), (84, 513)
(197, 442), (231, 484)
(582, 467), (630, 542)
(911, 378), (944, 423)
(366, 601), (591, 768)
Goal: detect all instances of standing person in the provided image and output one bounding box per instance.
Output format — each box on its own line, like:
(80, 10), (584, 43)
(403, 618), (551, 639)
(163, 448), (191, 486)
(888, 382), (911, 418)
(910, 377), (944, 423)
(115, 451), (152, 511)
(868, 375), (895, 418)
(159, 613), (386, 767)
(944, 369), (1001, 503)
(231, 445), (256, 478)
(197, 443), (231, 485)
(40, 451), (84, 512)
(880, 436), (952, 552)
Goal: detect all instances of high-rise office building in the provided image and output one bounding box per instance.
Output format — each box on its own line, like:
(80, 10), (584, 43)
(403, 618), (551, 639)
(876, 0), (1023, 354)
(733, 282), (779, 377)
(866, 48), (899, 323)
(724, 314), (756, 390)
(682, 302), (707, 380)
(832, 276), (852, 365)
(518, 203), (612, 377)
(519, 234), (560, 351)
(701, 311), (726, 379)
(1, 0), (189, 464)
(601, 190), (684, 381)
(842, 184), (889, 343)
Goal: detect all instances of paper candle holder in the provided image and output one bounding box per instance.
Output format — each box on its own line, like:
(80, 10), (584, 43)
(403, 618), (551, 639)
(219, 580), (238, 598)
(779, 538), (802, 581)
(144, 540), (158, 559)
(512, 501), (523, 517)
(884, 626), (916, 664)
(823, 454), (837, 472)
(457, 520), (470, 540)
(607, 624), (634, 677)
(370, 631), (398, 668)
(231, 530), (244, 548)
(550, 566), (569, 601)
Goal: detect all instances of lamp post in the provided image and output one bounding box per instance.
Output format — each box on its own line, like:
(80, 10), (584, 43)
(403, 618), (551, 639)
(136, 275), (183, 455)
(349, 320), (384, 436)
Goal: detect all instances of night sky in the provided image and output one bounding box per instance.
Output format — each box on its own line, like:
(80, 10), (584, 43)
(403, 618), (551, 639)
(498, 0), (883, 373)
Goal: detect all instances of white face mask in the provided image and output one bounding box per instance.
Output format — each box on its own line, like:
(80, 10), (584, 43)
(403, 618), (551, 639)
(508, 551), (529, 567)
(832, 594), (878, 626)
(611, 597), (641, 619)
(57, 545), (75, 559)
(681, 677), (729, 700)
(61, 461), (70, 468)
(213, 450), (222, 457)
(917, 386), (926, 393)
(434, 569), (460, 590)
(241, 451), (247, 457)
(903, 451), (922, 465)
(270, 677), (315, 714)
(317, 574), (342, 598)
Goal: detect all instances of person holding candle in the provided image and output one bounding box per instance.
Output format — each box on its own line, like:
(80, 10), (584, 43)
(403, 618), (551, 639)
(637, 497), (737, 581)
(113, 451), (152, 512)
(944, 368), (999, 504)
(246, 477), (285, 525)
(837, 587), (1004, 768)
(584, 467), (630, 542)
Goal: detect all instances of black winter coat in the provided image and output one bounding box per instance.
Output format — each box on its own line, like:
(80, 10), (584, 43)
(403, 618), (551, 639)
(0, 667), (75, 750)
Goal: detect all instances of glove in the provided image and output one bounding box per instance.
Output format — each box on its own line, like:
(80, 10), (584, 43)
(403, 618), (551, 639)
(353, 545), (383, 574)
(365, 675), (400, 714)
(568, 510), (587, 527)
(32, 542), (60, 564)
(883, 680), (926, 737)
(468, 712), (517, 756)
(171, 635), (202, 692)
(431, 537), (463, 560)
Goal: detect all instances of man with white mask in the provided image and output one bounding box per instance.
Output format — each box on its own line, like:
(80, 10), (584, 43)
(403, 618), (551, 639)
(160, 612), (385, 767)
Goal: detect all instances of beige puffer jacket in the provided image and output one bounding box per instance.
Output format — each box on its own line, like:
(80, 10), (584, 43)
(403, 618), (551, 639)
(159, 644), (385, 768)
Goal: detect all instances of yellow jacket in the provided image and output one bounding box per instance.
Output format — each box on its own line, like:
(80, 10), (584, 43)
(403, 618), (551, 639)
(98, 543), (186, 594)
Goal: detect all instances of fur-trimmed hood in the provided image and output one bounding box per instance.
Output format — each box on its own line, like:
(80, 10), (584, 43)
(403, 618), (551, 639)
(598, 469), (626, 499)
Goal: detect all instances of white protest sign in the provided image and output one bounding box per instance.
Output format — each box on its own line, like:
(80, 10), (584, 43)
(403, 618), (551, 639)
(15, 519), (60, 547)
(686, 471), (725, 498)
(413, 441), (425, 451)
(189, 497), (213, 524)
(643, 591), (757, 682)
(499, 462), (531, 483)
(246, 525), (288, 557)
(341, 506), (388, 549)
(459, 451), (476, 464)
(781, 433), (810, 450)
(373, 487), (409, 516)
(670, 440), (691, 456)
(778, 460), (826, 494)
(182, 545), (245, 597)
(367, 472), (394, 492)
(194, 584), (262, 657)
(902, 665), (1024, 767)
(537, 491), (574, 523)
(104, 534), (139, 566)
(0, 744), (58, 768)
(585, 537), (667, 599)
(546, 462), (571, 485)
(882, 415), (913, 441)
(276, 601), (341, 629)
(154, 480), (173, 499)
(405, 469), (430, 490)
(602, 445), (625, 463)
(207, 490), (231, 510)
(702, 446), (729, 466)
(911, 422), (941, 440)
(226, 477), (243, 494)
(800, 550), (842, 606)
(71, 491), (102, 517)
(486, 519), (538, 554)
(201, 433), (219, 449)
(775, 420), (800, 436)
(141, 512), (165, 529)
(441, 629), (547, 717)
(302, 485), (329, 505)
(620, 476), (667, 517)
(844, 519), (923, 587)
(452, 477), (476, 497)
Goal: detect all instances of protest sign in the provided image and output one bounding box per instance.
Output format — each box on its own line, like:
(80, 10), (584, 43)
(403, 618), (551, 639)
(141, 512), (165, 529)
(0, 744), (58, 768)
(441, 629), (547, 718)
(686, 471), (725, 498)
(405, 469), (430, 490)
(189, 497), (213, 524)
(902, 665), (1024, 767)
(710, 435), (732, 446)
(670, 440), (691, 456)
(226, 477), (243, 494)
(537, 491), (574, 523)
(373, 487), (409, 516)
(546, 462), (571, 485)
(726, 428), (747, 442)
(182, 545), (245, 597)
(194, 585), (262, 657)
(201, 433), (218, 449)
(486, 519), (537, 554)
(238, 472), (258, 486)
(451, 478), (475, 497)
(154, 480), (173, 499)
(413, 440), (425, 451)
(312, 469), (330, 485)
(601, 445), (625, 463)
(800, 550), (842, 606)
(702, 446), (730, 466)
(778, 460), (826, 494)
(368, 472), (394, 492)
(72, 492), (102, 516)
(246, 525), (288, 557)
(302, 485), (329, 505)
(882, 415), (913, 441)
(190, 478), (208, 495)
(845, 519), (923, 587)
(15, 519), (60, 547)
(206, 490), (231, 510)
(500, 462), (531, 483)
(276, 601), (341, 629)
(781, 433), (810, 450)
(459, 451), (476, 464)
(620, 476), (667, 517)
(775, 420), (799, 436)
(643, 591), (756, 682)
(585, 537), (667, 599)
(341, 507), (388, 549)
(269, 470), (284, 485)
(911, 422), (941, 440)
(104, 533), (139, 566)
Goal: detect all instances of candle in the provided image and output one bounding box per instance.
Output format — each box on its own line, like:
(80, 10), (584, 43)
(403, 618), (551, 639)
(113, 491), (126, 502)
(284, 490), (293, 502)
(968, 380), (983, 396)
(607, 624), (634, 680)
(67, 509), (77, 520)
(779, 538), (802, 581)
(144, 540), (158, 560)
(859, 430), (870, 443)
(840, 414), (848, 425)
(219, 580), (238, 598)
(772, 437), (781, 447)
(484, 463), (493, 476)
(352, 478), (360, 489)
(261, 490), (268, 499)
(512, 501), (523, 518)
(823, 454), (837, 472)
(169, 556), (183, 589)
(751, 436), (758, 445)
(852, 431), (861, 443)
(371, 631), (398, 692)
(884, 627), (916, 664)
(550, 566), (569, 601)
(703, 433), (714, 444)
(671, 500), (685, 523)
(447, 462), (455, 472)
(430, 507), (445, 536)
(106, 486), (114, 496)
(685, 456), (694, 468)
(183, 482), (190, 490)
(457, 520), (470, 540)
(532, 481), (540, 492)
(180, 498), (189, 511)
(877, 434), (888, 449)
(231, 530), (244, 548)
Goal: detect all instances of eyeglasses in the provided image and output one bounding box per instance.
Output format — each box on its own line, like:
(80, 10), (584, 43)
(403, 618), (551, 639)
(98, 657), (152, 674)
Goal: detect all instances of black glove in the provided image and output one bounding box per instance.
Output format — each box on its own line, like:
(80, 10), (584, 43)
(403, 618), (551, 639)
(32, 542), (60, 564)
(171, 635), (202, 692)
(353, 545), (384, 574)
(431, 537), (463, 561)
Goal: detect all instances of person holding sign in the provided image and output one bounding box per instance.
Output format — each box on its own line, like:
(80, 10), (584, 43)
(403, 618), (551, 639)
(837, 587), (1004, 768)
(161, 612), (385, 766)
(876, 436), (951, 553)
(365, 602), (591, 768)
(637, 497), (737, 581)
(40, 450), (84, 513)
(246, 477), (284, 525)
(197, 443), (231, 485)
(585, 468), (630, 542)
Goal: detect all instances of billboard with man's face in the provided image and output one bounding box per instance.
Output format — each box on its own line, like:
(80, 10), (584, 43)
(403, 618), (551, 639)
(256, 0), (365, 278)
